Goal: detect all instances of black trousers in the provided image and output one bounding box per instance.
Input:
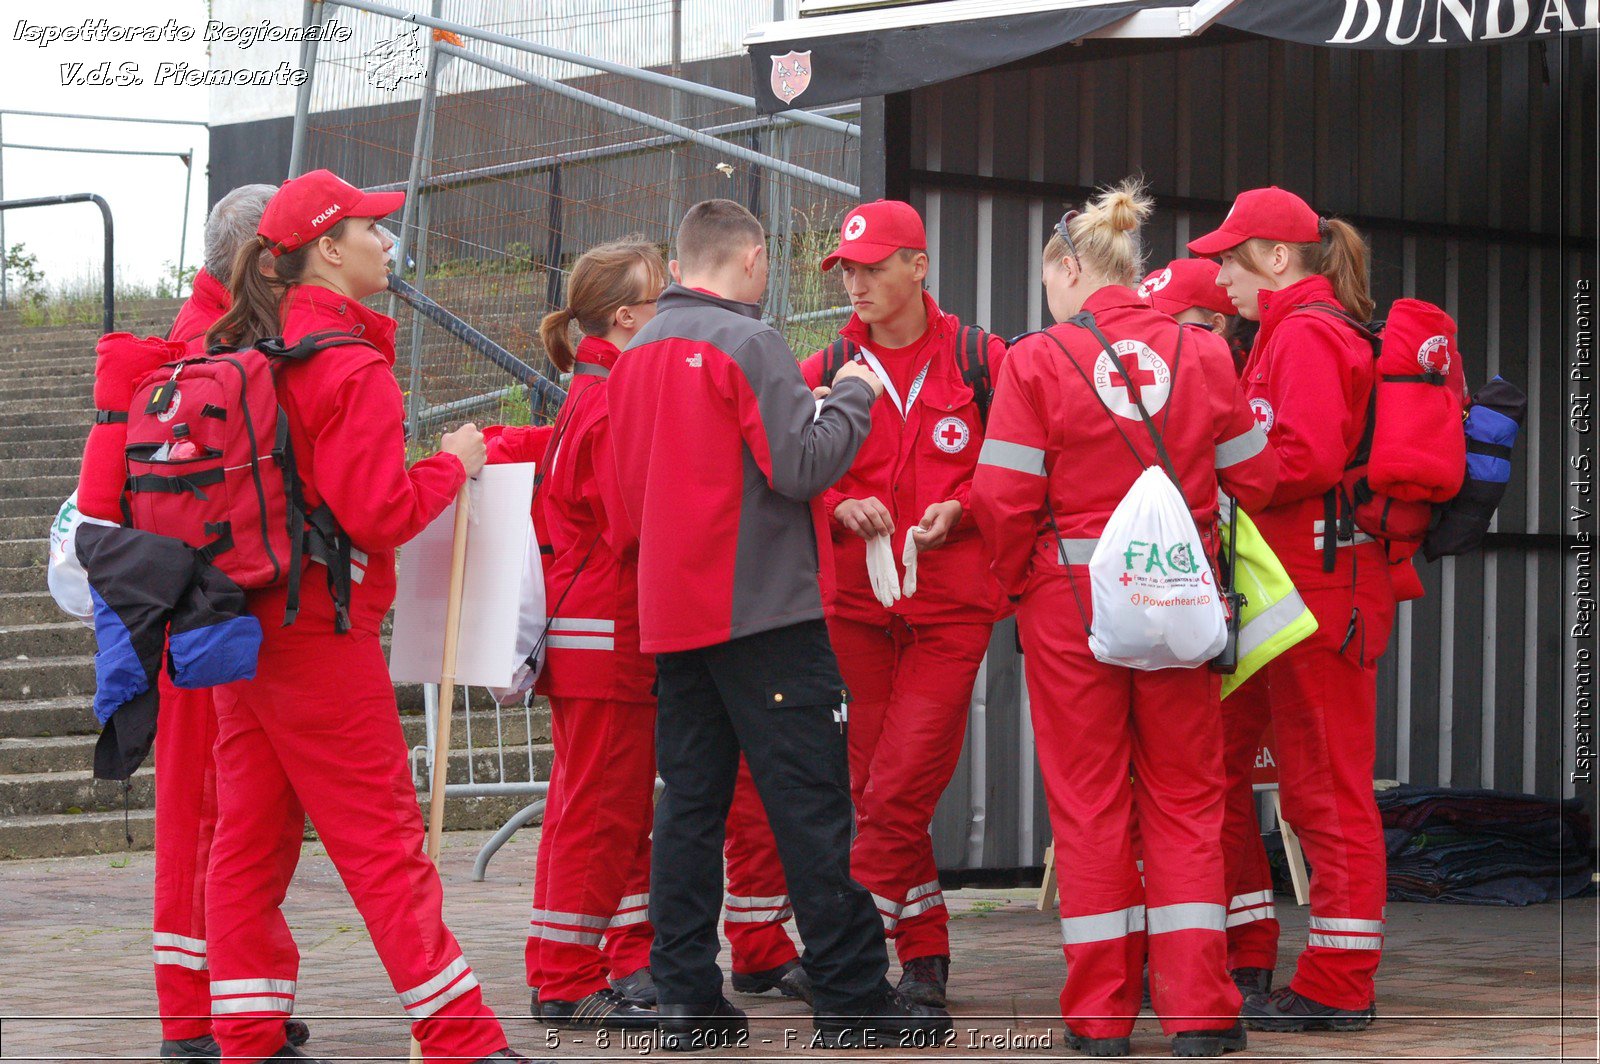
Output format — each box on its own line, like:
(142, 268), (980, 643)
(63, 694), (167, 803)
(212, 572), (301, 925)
(649, 619), (890, 1012)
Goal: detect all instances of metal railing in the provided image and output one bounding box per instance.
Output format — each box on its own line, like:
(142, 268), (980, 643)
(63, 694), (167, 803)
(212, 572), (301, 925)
(0, 194), (114, 334)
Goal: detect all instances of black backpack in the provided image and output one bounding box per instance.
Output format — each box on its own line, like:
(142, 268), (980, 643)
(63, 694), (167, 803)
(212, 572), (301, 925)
(819, 325), (995, 425)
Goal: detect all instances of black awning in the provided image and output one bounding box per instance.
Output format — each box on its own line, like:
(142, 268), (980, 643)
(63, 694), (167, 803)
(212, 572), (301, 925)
(747, 2), (1162, 113)
(748, 0), (1597, 113)
(1219, 0), (1598, 48)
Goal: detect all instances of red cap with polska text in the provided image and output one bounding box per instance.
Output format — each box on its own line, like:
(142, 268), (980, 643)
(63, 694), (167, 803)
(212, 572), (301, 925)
(257, 169), (404, 257)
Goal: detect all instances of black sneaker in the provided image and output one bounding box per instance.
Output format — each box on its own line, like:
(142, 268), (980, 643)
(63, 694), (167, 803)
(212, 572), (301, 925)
(529, 987), (542, 1020)
(159, 1035), (219, 1061)
(1065, 1030), (1131, 1057)
(540, 987), (659, 1030)
(1228, 966), (1272, 998)
(611, 967), (658, 1007)
(1241, 987), (1375, 1031)
(896, 954), (950, 1008)
(658, 997), (748, 1052)
(472, 1051), (559, 1063)
(1172, 1023), (1247, 1057)
(265, 1046), (332, 1062)
(731, 959), (813, 1004)
(812, 986), (953, 1049)
(284, 1020), (311, 1047)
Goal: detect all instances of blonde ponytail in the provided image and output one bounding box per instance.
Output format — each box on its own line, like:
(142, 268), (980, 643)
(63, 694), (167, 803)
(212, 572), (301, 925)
(1042, 177), (1154, 285)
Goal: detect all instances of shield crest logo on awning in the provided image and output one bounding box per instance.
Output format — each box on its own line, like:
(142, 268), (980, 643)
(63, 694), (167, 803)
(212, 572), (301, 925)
(770, 50), (813, 101)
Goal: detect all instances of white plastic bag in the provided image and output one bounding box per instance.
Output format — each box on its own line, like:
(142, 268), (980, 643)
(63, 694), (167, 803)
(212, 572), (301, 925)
(486, 521), (549, 705)
(48, 493), (117, 625)
(1087, 467), (1226, 670)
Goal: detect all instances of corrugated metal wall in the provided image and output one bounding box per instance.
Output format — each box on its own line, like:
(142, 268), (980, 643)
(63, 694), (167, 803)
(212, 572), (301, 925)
(912, 32), (1596, 871)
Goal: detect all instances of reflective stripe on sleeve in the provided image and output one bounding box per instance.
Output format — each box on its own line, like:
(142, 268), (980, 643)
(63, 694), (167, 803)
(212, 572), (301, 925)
(547, 634), (616, 650)
(548, 618), (617, 632)
(1215, 425), (1268, 469)
(1059, 905), (1146, 945)
(977, 438), (1047, 477)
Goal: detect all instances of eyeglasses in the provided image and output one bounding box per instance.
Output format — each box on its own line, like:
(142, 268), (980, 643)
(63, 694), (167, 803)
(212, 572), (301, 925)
(1053, 210), (1081, 261)
(624, 296), (659, 307)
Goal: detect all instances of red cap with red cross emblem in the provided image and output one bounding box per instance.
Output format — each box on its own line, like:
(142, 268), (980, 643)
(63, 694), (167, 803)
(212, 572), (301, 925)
(1186, 186), (1321, 256)
(820, 200), (926, 272)
(1137, 259), (1236, 317)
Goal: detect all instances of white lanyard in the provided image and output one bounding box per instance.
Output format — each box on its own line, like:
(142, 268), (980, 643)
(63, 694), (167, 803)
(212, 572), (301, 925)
(856, 346), (930, 420)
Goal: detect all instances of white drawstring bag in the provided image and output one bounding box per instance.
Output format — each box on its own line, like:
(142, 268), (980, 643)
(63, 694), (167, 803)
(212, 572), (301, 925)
(486, 525), (548, 705)
(48, 493), (117, 625)
(1087, 466), (1227, 670)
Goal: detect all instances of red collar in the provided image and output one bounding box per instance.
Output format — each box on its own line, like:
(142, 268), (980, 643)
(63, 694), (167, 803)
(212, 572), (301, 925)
(1256, 274), (1342, 346)
(574, 334), (621, 372)
(1080, 284), (1147, 316)
(190, 268), (230, 318)
(839, 290), (952, 352)
(280, 284), (397, 361)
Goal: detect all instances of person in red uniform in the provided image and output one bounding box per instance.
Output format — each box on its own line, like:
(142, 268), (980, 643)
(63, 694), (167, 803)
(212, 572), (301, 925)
(200, 169), (534, 1064)
(1137, 254), (1276, 1002)
(971, 180), (1277, 1058)
(797, 199), (1006, 1007)
(1191, 186), (1396, 1032)
(486, 246), (807, 1025)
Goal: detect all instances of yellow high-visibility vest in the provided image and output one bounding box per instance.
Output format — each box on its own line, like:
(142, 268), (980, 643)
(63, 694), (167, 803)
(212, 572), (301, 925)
(1219, 497), (1319, 698)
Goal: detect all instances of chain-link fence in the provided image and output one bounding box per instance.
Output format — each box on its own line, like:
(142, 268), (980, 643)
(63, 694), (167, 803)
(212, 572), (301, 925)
(292, 0), (860, 439)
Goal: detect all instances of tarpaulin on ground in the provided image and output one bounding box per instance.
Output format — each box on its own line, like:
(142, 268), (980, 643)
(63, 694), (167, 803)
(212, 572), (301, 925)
(1378, 785), (1594, 906)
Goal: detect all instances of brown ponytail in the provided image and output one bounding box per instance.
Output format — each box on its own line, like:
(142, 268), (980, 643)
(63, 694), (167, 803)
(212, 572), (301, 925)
(205, 220), (348, 350)
(540, 237), (667, 373)
(1232, 215), (1375, 321)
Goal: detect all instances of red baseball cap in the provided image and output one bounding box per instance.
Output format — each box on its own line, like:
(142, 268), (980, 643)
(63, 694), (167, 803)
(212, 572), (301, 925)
(1186, 186), (1321, 257)
(820, 200), (926, 271)
(257, 169), (405, 256)
(1137, 258), (1235, 317)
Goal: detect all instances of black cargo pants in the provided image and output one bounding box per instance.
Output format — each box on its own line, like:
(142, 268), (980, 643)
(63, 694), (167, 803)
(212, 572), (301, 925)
(649, 619), (891, 1012)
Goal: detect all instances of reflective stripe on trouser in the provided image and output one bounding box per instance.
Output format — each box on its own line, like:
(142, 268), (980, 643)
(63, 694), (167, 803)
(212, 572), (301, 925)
(207, 626), (506, 1064)
(1019, 582), (1241, 1040)
(828, 616), (990, 964)
(525, 695), (657, 1002)
(723, 758), (802, 975)
(1219, 676), (1281, 971)
(152, 678), (223, 1041)
(1269, 578), (1396, 1009)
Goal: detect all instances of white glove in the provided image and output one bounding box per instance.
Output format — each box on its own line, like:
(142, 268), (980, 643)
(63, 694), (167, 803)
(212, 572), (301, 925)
(866, 534), (901, 608)
(901, 528), (920, 598)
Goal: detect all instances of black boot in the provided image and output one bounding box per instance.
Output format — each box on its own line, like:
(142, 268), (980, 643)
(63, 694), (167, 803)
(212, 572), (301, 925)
(1065, 1030), (1132, 1057)
(1241, 987), (1375, 1031)
(1228, 966), (1272, 999)
(1171, 1023), (1248, 1057)
(658, 997), (748, 1052)
(731, 959), (812, 1004)
(611, 967), (658, 1007)
(158, 1035), (219, 1061)
(896, 955), (950, 1008)
(540, 987), (659, 1030)
(284, 1020), (311, 1046)
(812, 986), (953, 1049)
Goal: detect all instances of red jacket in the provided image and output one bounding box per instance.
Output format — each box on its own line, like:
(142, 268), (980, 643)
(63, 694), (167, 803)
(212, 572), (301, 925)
(1242, 274), (1388, 589)
(168, 269), (230, 348)
(521, 337), (652, 703)
(609, 284), (876, 653)
(248, 285), (466, 633)
(971, 285), (1278, 599)
(799, 293), (1008, 625)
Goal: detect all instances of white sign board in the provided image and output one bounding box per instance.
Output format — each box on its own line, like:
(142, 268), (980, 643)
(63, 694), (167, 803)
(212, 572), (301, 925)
(390, 463), (536, 688)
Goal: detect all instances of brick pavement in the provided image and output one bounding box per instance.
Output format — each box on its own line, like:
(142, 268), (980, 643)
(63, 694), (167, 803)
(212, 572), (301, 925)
(0, 828), (1594, 1062)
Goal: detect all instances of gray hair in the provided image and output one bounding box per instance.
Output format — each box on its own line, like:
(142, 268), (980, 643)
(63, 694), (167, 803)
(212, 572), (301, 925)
(202, 183), (277, 282)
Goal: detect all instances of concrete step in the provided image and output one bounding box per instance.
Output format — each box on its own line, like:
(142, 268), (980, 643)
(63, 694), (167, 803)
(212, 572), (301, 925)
(0, 696), (97, 739)
(396, 704), (551, 750)
(0, 766), (154, 818)
(6, 367), (94, 386)
(0, 381), (94, 402)
(0, 808), (155, 860)
(417, 742), (553, 789)
(0, 396), (95, 416)
(0, 733), (97, 775)
(0, 458), (85, 480)
(0, 655), (96, 702)
(1, 439), (89, 464)
(0, 592), (73, 627)
(0, 475), (80, 501)
(0, 566), (48, 594)
(0, 497), (70, 524)
(0, 621), (95, 659)
(0, 539), (48, 569)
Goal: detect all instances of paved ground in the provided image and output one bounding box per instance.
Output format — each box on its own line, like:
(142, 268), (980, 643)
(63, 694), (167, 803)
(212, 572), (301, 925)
(1, 828), (1595, 1062)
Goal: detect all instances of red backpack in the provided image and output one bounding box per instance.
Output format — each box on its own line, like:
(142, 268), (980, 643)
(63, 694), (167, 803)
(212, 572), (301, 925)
(122, 331), (374, 629)
(1298, 299), (1468, 567)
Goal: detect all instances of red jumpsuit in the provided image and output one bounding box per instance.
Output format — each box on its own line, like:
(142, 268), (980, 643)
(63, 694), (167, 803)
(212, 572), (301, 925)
(798, 293), (1007, 965)
(489, 342), (797, 999)
(205, 285), (508, 1063)
(970, 285), (1277, 1041)
(1219, 274), (1397, 1009)
(146, 274), (304, 1043)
